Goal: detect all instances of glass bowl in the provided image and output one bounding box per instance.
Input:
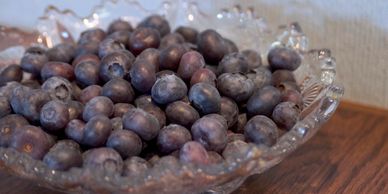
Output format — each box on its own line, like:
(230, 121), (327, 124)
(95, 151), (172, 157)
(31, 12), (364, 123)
(0, 0), (344, 193)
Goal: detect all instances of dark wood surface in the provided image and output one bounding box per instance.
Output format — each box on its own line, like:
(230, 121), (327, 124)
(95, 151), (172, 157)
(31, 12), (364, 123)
(0, 101), (387, 194)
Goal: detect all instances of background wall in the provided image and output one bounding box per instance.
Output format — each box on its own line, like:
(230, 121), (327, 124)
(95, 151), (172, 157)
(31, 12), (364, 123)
(1, 0), (387, 108)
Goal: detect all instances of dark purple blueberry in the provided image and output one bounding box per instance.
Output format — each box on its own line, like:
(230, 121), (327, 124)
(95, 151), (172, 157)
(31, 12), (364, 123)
(157, 124), (192, 154)
(106, 30), (131, 48)
(227, 131), (245, 143)
(41, 76), (73, 101)
(98, 38), (126, 58)
(159, 44), (188, 70)
(111, 117), (123, 130)
(159, 33), (185, 49)
(0, 97), (11, 118)
(100, 51), (135, 82)
(197, 29), (227, 64)
(9, 125), (53, 160)
(9, 85), (30, 116)
(20, 47), (49, 75)
(122, 108), (160, 141)
(207, 151), (224, 164)
(0, 64), (23, 86)
(137, 15), (171, 37)
(40, 100), (70, 132)
(203, 114), (228, 132)
(247, 66), (272, 90)
(74, 60), (100, 87)
(191, 116), (227, 152)
(82, 115), (112, 147)
(79, 85), (102, 104)
(134, 95), (153, 108)
(0, 82), (21, 100)
(280, 88), (303, 109)
(222, 140), (250, 162)
(219, 97), (239, 127)
(107, 19), (133, 34)
(47, 43), (75, 63)
(179, 141), (210, 165)
(189, 82), (221, 114)
(0, 114), (29, 147)
(129, 27), (161, 55)
(75, 42), (100, 57)
(155, 70), (176, 79)
(67, 100), (84, 120)
(190, 68), (216, 86)
(217, 52), (249, 74)
(217, 73), (254, 103)
(223, 38), (239, 54)
(65, 119), (85, 143)
(122, 156), (150, 176)
(113, 103), (135, 117)
(136, 48), (160, 72)
(272, 101), (300, 130)
(152, 155), (180, 170)
(82, 96), (114, 122)
(272, 70), (296, 87)
(177, 51), (205, 81)
(268, 47), (301, 71)
(78, 28), (106, 44)
(151, 74), (187, 105)
(175, 26), (198, 44)
(244, 115), (278, 146)
(142, 104), (166, 127)
(106, 130), (142, 159)
(247, 86), (282, 117)
(165, 101), (200, 128)
(41, 61), (74, 81)
(205, 65), (218, 75)
(83, 147), (123, 173)
(130, 60), (156, 93)
(43, 140), (83, 171)
(102, 78), (135, 103)
(241, 49), (262, 70)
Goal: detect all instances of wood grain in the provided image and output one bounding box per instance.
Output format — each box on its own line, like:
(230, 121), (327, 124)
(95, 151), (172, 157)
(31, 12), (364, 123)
(0, 101), (387, 194)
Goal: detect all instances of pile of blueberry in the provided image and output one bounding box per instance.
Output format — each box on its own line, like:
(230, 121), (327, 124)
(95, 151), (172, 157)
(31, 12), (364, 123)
(0, 15), (303, 174)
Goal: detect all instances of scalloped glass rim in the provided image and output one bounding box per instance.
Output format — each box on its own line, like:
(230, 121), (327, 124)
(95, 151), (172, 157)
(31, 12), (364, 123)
(0, 1), (344, 193)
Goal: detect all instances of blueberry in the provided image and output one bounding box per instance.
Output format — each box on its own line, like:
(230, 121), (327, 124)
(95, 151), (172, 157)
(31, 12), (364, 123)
(136, 48), (160, 72)
(217, 73), (254, 103)
(100, 51), (135, 82)
(244, 115), (278, 146)
(78, 28), (106, 44)
(177, 51), (205, 81)
(111, 117), (123, 130)
(107, 19), (133, 34)
(241, 49), (262, 70)
(142, 104), (166, 127)
(159, 44), (188, 70)
(223, 38), (239, 54)
(217, 52), (249, 74)
(41, 76), (73, 101)
(189, 82), (221, 114)
(190, 68), (216, 86)
(41, 61), (74, 81)
(9, 125), (53, 160)
(222, 140), (250, 162)
(98, 38), (126, 58)
(272, 101), (300, 130)
(179, 141), (209, 165)
(277, 81), (300, 92)
(65, 119), (85, 143)
(9, 85), (31, 115)
(106, 30), (131, 48)
(175, 26), (198, 44)
(0, 96), (11, 118)
(191, 116), (227, 152)
(67, 100), (84, 120)
(268, 47), (301, 71)
(20, 47), (49, 76)
(203, 114), (228, 131)
(75, 41), (100, 57)
(79, 85), (102, 104)
(47, 43), (76, 63)
(122, 156), (150, 176)
(280, 88), (303, 109)
(72, 53), (100, 67)
(82, 96), (114, 122)
(152, 155), (180, 170)
(137, 15), (171, 37)
(165, 101), (200, 128)
(0, 114), (29, 147)
(83, 147), (123, 174)
(0, 81), (21, 100)
(219, 97), (239, 127)
(155, 70), (176, 79)
(197, 29), (227, 64)
(134, 95), (153, 108)
(247, 66), (272, 90)
(113, 103), (135, 117)
(106, 130), (142, 159)
(129, 27), (161, 55)
(43, 140), (83, 171)
(207, 151), (224, 164)
(204, 65), (218, 75)
(151, 74), (187, 105)
(157, 124), (192, 154)
(122, 108), (160, 141)
(102, 78), (135, 103)
(271, 70), (296, 87)
(130, 60), (156, 93)
(0, 64), (23, 86)
(159, 33), (185, 49)
(247, 86), (282, 117)
(40, 100), (70, 133)
(82, 115), (112, 147)
(74, 60), (100, 87)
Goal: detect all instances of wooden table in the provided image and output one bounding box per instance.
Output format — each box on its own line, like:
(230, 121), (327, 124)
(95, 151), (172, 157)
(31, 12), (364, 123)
(0, 101), (387, 194)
